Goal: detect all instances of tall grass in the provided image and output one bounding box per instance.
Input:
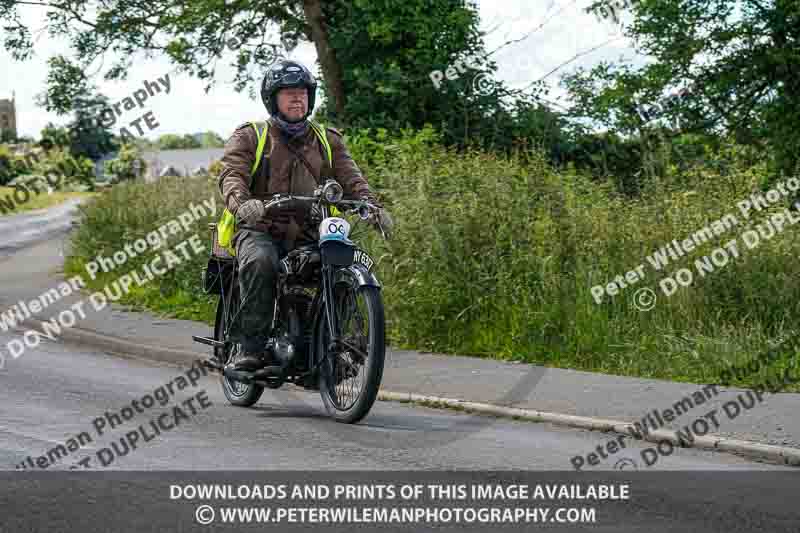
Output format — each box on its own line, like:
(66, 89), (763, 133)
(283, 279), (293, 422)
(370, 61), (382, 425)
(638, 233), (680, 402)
(64, 177), (218, 322)
(65, 127), (800, 389)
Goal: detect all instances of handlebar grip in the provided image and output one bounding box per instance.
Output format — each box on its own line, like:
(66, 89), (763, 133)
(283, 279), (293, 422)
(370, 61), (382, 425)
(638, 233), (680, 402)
(262, 197), (288, 214)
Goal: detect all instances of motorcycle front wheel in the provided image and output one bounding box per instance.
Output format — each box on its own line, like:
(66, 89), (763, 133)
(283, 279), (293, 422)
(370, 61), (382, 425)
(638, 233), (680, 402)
(317, 283), (385, 424)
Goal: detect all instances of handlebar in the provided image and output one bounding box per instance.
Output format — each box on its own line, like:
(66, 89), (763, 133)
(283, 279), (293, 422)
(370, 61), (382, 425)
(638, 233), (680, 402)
(257, 180), (389, 240)
(261, 193), (381, 221)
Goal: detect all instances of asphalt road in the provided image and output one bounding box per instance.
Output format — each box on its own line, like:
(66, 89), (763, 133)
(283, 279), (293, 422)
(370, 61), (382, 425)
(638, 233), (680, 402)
(0, 329), (789, 472)
(2, 334), (799, 532)
(0, 198), (79, 260)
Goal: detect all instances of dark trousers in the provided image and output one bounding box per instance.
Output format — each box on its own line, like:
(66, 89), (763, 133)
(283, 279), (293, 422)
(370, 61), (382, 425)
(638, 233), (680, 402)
(231, 229), (288, 353)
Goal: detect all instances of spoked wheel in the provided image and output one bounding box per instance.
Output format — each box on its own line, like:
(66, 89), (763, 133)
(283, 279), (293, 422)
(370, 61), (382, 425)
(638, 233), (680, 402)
(215, 286), (264, 407)
(318, 281), (385, 423)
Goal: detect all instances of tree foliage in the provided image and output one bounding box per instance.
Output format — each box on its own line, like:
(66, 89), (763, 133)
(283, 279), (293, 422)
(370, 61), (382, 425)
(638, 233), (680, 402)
(570, 0), (800, 182)
(0, 0), (334, 114)
(1, 0), (537, 147)
(40, 124), (72, 149)
(156, 134), (202, 150)
(36, 56), (117, 161)
(105, 143), (147, 184)
(318, 0), (569, 154)
(320, 1), (484, 131)
(2, 0), (792, 194)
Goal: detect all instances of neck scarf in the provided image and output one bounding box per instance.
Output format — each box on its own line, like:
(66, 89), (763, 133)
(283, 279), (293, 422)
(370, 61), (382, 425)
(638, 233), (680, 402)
(272, 114), (309, 138)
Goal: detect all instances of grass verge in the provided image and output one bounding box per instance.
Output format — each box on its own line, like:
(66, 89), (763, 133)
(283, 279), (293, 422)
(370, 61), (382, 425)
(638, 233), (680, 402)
(63, 129), (800, 392)
(0, 186), (93, 215)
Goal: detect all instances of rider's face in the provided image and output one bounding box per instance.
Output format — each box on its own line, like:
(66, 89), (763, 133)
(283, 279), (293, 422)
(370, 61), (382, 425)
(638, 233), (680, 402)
(276, 87), (309, 121)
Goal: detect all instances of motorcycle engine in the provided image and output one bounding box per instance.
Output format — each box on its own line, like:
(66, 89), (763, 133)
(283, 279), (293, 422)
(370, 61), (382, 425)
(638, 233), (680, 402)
(268, 334), (296, 367)
(280, 248), (321, 284)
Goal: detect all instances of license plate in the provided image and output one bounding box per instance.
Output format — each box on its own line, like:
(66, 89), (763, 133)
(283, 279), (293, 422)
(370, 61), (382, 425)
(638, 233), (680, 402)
(353, 249), (374, 271)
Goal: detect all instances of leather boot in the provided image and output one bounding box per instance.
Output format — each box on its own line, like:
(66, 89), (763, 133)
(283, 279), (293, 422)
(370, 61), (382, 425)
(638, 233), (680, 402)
(231, 335), (270, 371)
(233, 350), (267, 371)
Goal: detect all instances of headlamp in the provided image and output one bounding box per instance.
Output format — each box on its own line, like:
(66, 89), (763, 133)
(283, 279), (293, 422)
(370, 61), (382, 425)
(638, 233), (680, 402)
(322, 180), (344, 203)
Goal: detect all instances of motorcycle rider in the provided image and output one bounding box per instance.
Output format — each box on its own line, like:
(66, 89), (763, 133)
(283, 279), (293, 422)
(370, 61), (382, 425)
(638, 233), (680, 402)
(217, 59), (391, 371)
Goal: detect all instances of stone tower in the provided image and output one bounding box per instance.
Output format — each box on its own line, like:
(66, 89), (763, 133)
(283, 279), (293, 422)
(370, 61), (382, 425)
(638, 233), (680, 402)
(0, 92), (18, 140)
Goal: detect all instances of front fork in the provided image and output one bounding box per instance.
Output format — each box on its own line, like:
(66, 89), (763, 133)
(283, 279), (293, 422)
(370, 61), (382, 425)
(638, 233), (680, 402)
(321, 264), (341, 353)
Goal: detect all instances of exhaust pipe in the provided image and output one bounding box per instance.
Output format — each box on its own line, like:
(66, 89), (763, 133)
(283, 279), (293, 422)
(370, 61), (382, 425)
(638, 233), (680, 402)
(222, 367), (255, 384)
(223, 365), (285, 386)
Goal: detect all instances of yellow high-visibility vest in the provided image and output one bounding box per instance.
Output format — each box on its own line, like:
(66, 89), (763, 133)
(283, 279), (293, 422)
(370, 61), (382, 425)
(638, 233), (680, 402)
(216, 120), (334, 256)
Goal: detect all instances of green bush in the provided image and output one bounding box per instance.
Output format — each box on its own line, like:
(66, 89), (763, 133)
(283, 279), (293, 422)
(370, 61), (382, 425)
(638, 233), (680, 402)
(65, 128), (800, 389)
(64, 176), (218, 322)
(0, 145), (24, 185)
(25, 147), (95, 191)
(208, 158), (223, 183)
(105, 144), (147, 184)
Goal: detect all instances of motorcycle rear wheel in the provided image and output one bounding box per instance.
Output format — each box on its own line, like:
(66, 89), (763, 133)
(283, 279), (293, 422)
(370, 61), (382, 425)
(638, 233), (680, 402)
(215, 288), (265, 407)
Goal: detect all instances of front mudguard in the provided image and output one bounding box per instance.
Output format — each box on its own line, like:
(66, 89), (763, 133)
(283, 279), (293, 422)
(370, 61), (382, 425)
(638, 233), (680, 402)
(333, 263), (382, 290)
(310, 263), (381, 372)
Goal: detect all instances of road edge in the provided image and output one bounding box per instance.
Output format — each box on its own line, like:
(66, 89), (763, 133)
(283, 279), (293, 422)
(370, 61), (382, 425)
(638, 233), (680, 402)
(14, 317), (800, 468)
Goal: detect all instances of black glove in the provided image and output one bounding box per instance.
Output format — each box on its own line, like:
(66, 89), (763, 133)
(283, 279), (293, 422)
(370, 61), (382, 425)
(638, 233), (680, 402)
(361, 196), (393, 238)
(359, 193), (382, 209)
(236, 199), (265, 225)
(374, 209), (394, 235)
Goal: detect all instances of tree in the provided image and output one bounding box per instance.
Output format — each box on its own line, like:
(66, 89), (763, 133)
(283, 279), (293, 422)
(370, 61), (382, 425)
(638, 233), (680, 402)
(105, 144), (147, 183)
(156, 134), (202, 150)
(68, 93), (117, 161)
(0, 0), (349, 120)
(569, 0), (800, 181)
(37, 56), (116, 161)
(0, 129), (16, 143)
(318, 0), (529, 148)
(40, 124), (71, 149)
(505, 96), (576, 166)
(199, 131), (225, 148)
(2, 0), (577, 156)
(1, 0), (500, 133)
(0, 145), (23, 184)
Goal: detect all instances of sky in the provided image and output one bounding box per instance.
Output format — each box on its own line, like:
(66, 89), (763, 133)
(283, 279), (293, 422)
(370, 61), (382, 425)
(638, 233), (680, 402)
(0, 0), (645, 140)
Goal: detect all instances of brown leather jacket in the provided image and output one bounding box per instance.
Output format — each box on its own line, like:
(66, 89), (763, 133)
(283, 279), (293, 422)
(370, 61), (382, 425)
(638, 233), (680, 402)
(218, 119), (374, 249)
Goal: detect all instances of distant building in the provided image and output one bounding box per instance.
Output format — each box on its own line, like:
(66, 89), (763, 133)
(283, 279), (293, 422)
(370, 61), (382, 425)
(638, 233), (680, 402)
(0, 92), (18, 140)
(142, 148), (224, 182)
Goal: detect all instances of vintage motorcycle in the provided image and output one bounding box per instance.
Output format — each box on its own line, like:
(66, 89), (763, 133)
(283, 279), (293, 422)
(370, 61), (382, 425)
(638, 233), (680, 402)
(194, 180), (388, 423)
